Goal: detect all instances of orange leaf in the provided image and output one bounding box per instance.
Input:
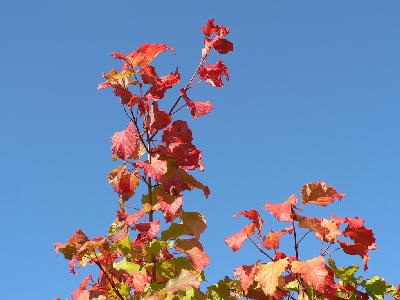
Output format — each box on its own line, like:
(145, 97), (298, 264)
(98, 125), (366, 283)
(254, 258), (289, 296)
(301, 182), (345, 206)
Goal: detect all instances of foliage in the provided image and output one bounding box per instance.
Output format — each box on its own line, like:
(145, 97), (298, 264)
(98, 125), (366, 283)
(56, 19), (399, 300)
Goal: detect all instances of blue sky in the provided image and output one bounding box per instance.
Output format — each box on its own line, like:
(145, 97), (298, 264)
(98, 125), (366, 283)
(1, 1), (399, 298)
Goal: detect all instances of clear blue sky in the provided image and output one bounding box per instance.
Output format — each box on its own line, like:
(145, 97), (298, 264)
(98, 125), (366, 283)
(1, 1), (399, 298)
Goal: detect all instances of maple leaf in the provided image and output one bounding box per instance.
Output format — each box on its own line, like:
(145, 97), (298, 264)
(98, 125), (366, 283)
(224, 223), (256, 252)
(181, 211), (207, 239)
(149, 102), (172, 133)
(301, 182), (345, 206)
(264, 194), (298, 222)
(125, 209), (145, 226)
(162, 120), (193, 145)
(134, 158), (168, 181)
(158, 142), (204, 171)
(125, 271), (150, 293)
(235, 209), (264, 237)
(263, 227), (293, 250)
(180, 88), (213, 119)
(145, 269), (200, 300)
(161, 164), (210, 198)
(254, 258), (289, 296)
(234, 264), (257, 294)
(175, 238), (210, 272)
(295, 214), (341, 243)
(141, 66), (180, 100)
(201, 19), (233, 56)
(72, 274), (92, 300)
(291, 256), (333, 293)
(156, 187), (183, 222)
(133, 220), (160, 240)
(198, 60), (229, 87)
(111, 122), (144, 160)
(333, 216), (376, 270)
(112, 43), (174, 68)
(108, 165), (139, 200)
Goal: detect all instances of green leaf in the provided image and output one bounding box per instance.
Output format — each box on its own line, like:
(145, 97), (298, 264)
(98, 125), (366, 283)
(162, 223), (189, 240)
(328, 258), (360, 285)
(113, 258), (140, 273)
(146, 240), (169, 256)
(117, 233), (132, 255)
(206, 277), (237, 300)
(361, 276), (396, 300)
(118, 283), (131, 298)
(156, 260), (175, 279)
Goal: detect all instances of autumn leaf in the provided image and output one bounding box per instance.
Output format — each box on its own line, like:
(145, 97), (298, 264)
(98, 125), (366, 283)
(334, 216), (376, 270)
(162, 120), (193, 145)
(225, 223), (256, 252)
(295, 214), (341, 243)
(72, 274), (92, 300)
(108, 165), (139, 200)
(234, 264), (257, 294)
(291, 256), (333, 293)
(112, 43), (174, 68)
(198, 60), (229, 87)
(134, 158), (168, 181)
(141, 66), (180, 100)
(263, 227), (293, 250)
(180, 88), (213, 119)
(254, 258), (289, 296)
(111, 122), (145, 160)
(235, 209), (264, 237)
(181, 211), (207, 239)
(301, 182), (345, 206)
(175, 238), (210, 272)
(126, 271), (151, 293)
(264, 194), (298, 222)
(149, 102), (172, 133)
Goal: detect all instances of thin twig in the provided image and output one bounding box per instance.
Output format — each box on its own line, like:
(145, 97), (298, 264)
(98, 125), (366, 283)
(92, 253), (125, 300)
(296, 230), (312, 246)
(248, 237), (274, 261)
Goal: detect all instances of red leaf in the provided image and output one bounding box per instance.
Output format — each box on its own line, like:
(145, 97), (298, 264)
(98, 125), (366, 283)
(234, 264), (257, 294)
(200, 19), (233, 56)
(134, 158), (168, 181)
(263, 227), (293, 250)
(175, 238), (210, 272)
(225, 223), (256, 252)
(141, 66), (180, 100)
(114, 44), (174, 68)
(108, 165), (140, 200)
(126, 272), (150, 293)
(180, 89), (213, 118)
(149, 102), (172, 133)
(72, 274), (92, 300)
(235, 209), (264, 237)
(125, 209), (145, 226)
(133, 220), (160, 240)
(201, 19), (229, 36)
(264, 194), (298, 222)
(157, 189), (183, 222)
(291, 256), (333, 293)
(111, 122), (143, 160)
(198, 60), (229, 87)
(333, 216), (376, 270)
(162, 120), (193, 145)
(301, 182), (345, 206)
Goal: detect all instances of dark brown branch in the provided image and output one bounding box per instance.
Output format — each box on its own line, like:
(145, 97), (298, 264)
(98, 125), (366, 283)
(291, 206), (299, 260)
